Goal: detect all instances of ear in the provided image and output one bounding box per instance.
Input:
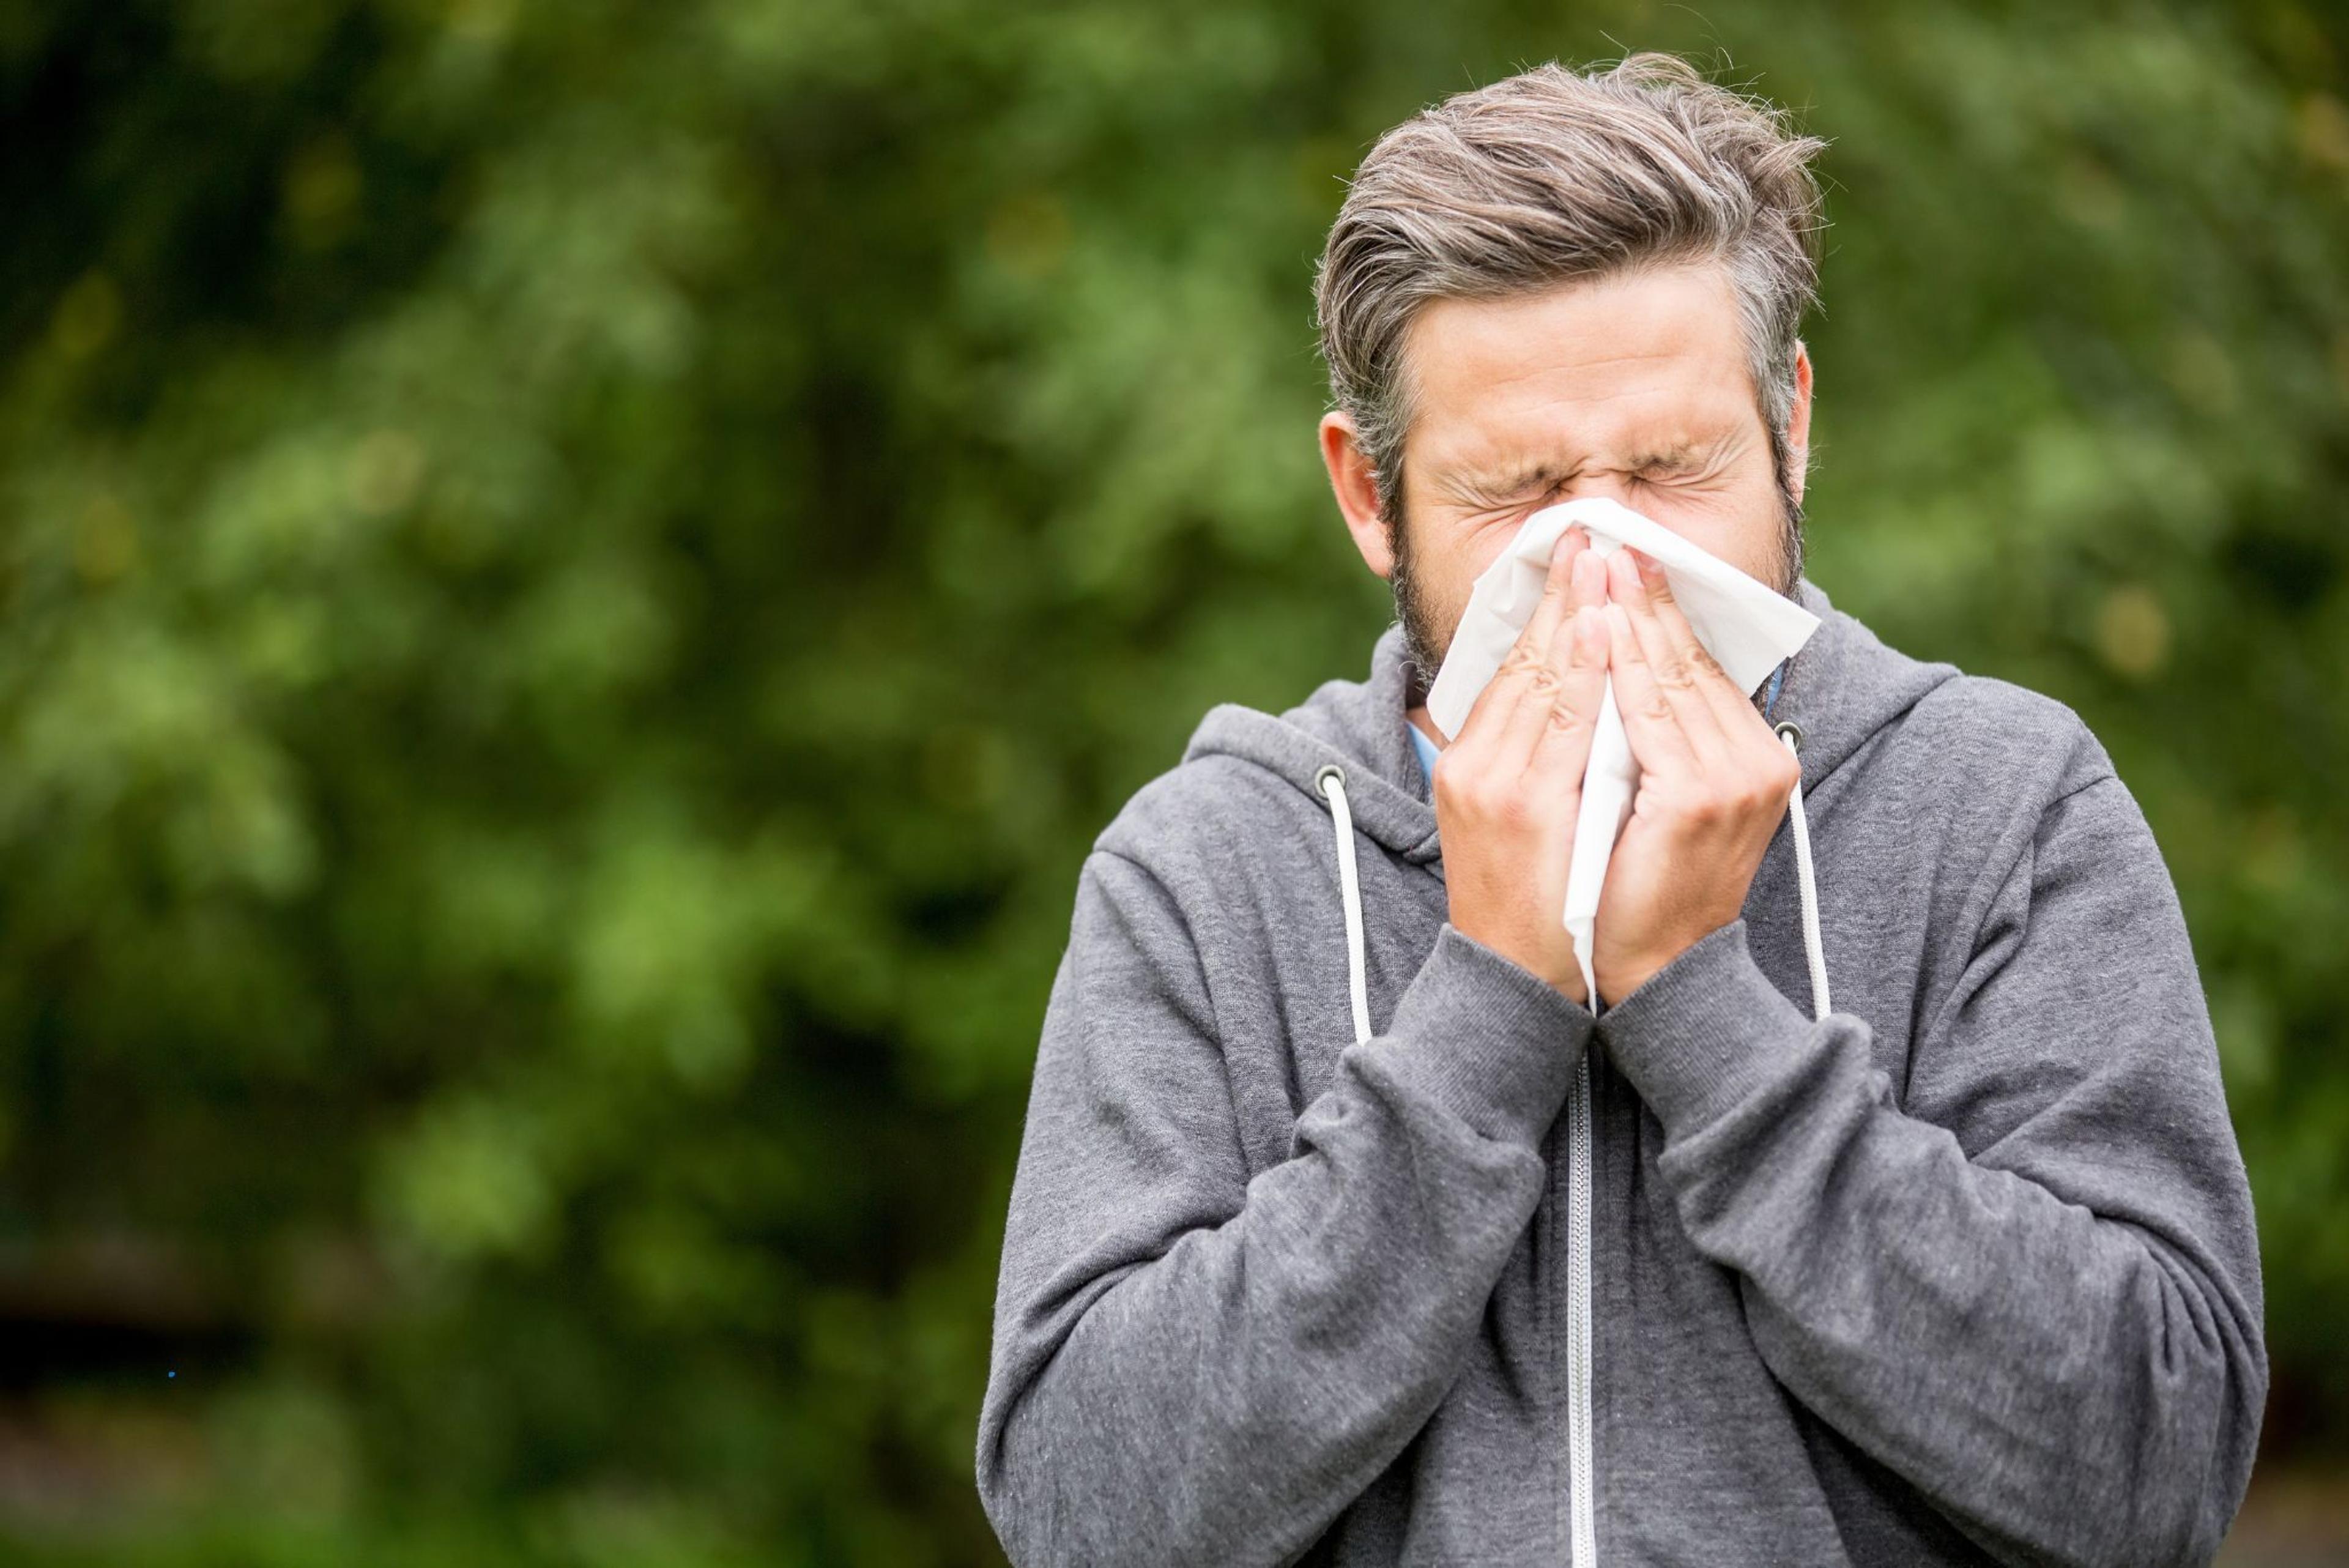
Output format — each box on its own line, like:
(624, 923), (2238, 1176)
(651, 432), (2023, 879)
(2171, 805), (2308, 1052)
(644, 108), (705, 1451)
(1320, 410), (1395, 579)
(1786, 340), (1814, 508)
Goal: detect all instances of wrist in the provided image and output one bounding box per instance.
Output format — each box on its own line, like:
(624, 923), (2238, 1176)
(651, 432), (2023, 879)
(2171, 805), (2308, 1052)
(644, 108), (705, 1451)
(1451, 914), (1584, 1005)
(1371, 922), (1597, 1148)
(1594, 918), (1816, 1139)
(1596, 887), (1762, 1009)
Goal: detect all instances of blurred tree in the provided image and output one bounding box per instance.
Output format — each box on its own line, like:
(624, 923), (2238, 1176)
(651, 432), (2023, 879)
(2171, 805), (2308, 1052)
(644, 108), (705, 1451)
(0, 0), (2340, 1561)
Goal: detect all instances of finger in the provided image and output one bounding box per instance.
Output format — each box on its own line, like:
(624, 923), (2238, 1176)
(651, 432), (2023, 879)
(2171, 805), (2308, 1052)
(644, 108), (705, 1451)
(1520, 524), (1591, 653)
(1568, 540), (1608, 616)
(1620, 551), (1800, 813)
(1627, 548), (1762, 741)
(1447, 645), (1524, 757)
(1448, 525), (1587, 752)
(1602, 600), (1699, 779)
(1485, 527), (1593, 773)
(1524, 604), (1609, 789)
(1606, 548), (1732, 769)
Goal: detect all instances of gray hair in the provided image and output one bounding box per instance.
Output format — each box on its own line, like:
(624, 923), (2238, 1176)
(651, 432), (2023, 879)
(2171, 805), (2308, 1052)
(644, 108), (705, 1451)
(1314, 53), (1830, 532)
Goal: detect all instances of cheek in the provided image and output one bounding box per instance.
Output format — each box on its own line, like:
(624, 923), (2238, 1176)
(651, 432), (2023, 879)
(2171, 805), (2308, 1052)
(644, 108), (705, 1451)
(1411, 509), (1512, 576)
(1443, 524), (1528, 608)
(1400, 516), (1512, 627)
(1709, 507), (1789, 586)
(1639, 473), (1784, 579)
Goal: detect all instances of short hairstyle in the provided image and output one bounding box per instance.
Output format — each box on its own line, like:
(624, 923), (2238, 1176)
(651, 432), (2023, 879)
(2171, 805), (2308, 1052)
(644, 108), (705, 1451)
(1313, 53), (1830, 527)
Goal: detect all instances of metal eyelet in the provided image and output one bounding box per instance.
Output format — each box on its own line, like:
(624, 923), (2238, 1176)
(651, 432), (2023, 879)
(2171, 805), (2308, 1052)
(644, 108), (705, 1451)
(1772, 719), (1804, 754)
(1314, 762), (1346, 797)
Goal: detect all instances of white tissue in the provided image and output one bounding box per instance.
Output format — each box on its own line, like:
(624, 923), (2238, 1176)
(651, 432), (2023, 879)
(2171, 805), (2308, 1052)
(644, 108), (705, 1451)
(1422, 497), (1820, 1005)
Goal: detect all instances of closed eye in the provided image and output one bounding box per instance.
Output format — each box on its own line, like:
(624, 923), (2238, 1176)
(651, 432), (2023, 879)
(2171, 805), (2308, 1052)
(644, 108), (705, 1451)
(1635, 461), (1718, 486)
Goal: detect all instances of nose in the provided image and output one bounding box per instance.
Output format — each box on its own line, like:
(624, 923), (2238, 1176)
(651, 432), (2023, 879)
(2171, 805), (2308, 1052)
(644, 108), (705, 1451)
(1557, 475), (1641, 513)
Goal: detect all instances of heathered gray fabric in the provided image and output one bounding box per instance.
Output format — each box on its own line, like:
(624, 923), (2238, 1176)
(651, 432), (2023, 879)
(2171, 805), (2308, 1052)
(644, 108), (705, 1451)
(976, 576), (2266, 1567)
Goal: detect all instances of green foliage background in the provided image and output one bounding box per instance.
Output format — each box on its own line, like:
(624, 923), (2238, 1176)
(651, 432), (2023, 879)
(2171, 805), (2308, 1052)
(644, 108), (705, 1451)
(0, 1), (2342, 1561)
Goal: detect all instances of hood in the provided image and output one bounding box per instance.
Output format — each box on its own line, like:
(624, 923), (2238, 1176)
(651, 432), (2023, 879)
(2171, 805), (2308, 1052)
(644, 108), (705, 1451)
(1179, 576), (1962, 880)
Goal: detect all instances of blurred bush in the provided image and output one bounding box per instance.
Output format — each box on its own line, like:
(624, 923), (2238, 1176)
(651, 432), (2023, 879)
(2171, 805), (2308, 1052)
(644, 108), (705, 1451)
(0, 1), (2341, 1561)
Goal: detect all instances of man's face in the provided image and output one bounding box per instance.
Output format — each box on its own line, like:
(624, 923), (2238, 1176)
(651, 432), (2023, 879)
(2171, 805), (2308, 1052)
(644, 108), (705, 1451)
(1345, 263), (1808, 694)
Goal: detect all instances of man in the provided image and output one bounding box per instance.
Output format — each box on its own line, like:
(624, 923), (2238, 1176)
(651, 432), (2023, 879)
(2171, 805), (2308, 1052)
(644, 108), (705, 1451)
(975, 53), (2266, 1568)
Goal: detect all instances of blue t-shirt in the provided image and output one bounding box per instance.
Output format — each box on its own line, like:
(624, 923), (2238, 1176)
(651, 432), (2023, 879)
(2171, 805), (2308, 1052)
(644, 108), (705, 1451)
(1408, 721), (1440, 789)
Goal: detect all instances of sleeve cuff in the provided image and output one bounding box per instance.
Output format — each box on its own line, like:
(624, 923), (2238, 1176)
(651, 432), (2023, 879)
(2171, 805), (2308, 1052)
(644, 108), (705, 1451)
(1366, 922), (1595, 1149)
(1595, 918), (1816, 1140)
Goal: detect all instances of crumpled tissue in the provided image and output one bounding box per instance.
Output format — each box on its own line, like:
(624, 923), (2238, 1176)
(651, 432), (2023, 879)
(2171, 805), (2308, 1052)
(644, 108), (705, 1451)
(1422, 496), (1820, 1005)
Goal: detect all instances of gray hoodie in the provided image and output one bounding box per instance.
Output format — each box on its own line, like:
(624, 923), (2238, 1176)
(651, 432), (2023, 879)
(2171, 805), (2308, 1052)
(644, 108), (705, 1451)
(976, 578), (2266, 1567)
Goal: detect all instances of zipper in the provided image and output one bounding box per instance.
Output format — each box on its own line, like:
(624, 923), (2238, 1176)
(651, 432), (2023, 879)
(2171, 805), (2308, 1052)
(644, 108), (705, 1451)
(1565, 1038), (1597, 1564)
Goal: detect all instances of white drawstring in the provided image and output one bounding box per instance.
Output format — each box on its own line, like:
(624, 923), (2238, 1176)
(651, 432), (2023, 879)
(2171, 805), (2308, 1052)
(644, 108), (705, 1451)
(1776, 723), (1831, 1021)
(1315, 763), (1374, 1046)
(1315, 734), (1831, 1040)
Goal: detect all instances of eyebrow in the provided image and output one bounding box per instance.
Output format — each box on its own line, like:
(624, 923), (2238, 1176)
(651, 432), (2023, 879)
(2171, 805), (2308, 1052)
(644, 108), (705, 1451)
(1441, 434), (1731, 505)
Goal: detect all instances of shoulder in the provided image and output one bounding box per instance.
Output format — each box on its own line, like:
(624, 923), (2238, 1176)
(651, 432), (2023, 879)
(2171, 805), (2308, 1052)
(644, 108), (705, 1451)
(1839, 667), (2146, 948)
(1891, 675), (2181, 967)
(1893, 671), (2118, 806)
(1089, 750), (1310, 902)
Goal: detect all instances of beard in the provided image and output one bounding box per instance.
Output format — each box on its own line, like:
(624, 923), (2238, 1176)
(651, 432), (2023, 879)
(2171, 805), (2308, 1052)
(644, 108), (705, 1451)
(1389, 459), (1806, 707)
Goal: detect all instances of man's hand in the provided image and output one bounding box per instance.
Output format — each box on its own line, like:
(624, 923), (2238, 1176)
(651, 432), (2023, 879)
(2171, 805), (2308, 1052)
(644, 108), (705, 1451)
(1590, 546), (1800, 1007)
(1432, 526), (1611, 1003)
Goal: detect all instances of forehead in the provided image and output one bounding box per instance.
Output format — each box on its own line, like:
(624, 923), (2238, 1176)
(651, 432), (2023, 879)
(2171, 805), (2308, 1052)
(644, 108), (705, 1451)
(1401, 263), (1759, 480)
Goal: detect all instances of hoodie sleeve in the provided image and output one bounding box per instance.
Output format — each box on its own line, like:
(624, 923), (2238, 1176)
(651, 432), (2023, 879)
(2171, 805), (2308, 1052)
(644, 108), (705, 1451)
(976, 847), (1592, 1567)
(1594, 767), (2267, 1568)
